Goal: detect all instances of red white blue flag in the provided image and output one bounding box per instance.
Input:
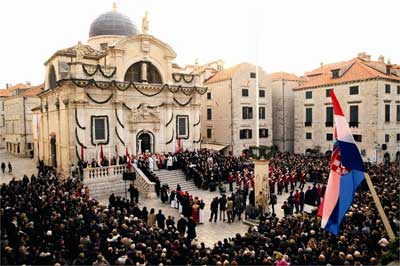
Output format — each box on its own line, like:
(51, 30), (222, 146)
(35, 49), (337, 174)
(318, 90), (365, 235)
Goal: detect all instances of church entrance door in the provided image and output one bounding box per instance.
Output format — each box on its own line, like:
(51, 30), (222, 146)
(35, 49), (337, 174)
(137, 131), (154, 154)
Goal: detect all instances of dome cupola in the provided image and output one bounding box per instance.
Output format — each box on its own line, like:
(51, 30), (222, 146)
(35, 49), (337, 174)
(89, 4), (138, 37)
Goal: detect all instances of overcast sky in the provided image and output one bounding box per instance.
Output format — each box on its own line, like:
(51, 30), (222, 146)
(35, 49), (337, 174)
(0, 0), (399, 88)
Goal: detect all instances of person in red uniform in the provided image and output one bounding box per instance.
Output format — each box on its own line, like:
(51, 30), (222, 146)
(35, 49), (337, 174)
(228, 172), (234, 192)
(277, 177), (283, 195)
(269, 177), (276, 194)
(192, 200), (200, 223)
(294, 189), (300, 213)
(299, 171), (306, 189)
(290, 171), (296, 191)
(236, 172), (242, 187)
(284, 174), (290, 193)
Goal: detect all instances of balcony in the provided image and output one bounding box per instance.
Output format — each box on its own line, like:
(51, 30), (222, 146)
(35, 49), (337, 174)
(349, 121), (359, 128)
(325, 121), (333, 127)
(304, 121), (312, 127)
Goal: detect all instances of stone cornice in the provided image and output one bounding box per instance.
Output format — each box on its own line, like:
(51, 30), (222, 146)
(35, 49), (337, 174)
(294, 77), (400, 91)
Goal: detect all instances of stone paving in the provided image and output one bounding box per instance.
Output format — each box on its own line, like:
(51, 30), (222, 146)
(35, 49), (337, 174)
(0, 149), (317, 247)
(0, 149), (37, 184)
(94, 171), (311, 247)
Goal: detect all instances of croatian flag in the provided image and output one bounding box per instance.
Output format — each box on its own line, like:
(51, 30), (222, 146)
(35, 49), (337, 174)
(318, 90), (366, 235)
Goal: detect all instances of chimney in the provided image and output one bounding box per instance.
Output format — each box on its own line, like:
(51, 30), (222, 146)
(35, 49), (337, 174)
(387, 58), (391, 65)
(378, 55), (385, 63)
(320, 62), (324, 68)
(357, 52), (366, 58)
(357, 52), (371, 61)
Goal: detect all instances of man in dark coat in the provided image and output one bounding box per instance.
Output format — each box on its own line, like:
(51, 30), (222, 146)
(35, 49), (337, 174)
(156, 210), (166, 229)
(1, 162), (5, 173)
(304, 186), (313, 205)
(187, 217), (197, 240)
(177, 216), (187, 236)
(219, 195), (227, 221)
(299, 188), (305, 212)
(269, 193), (277, 215)
(128, 184), (137, 203)
(209, 197), (219, 222)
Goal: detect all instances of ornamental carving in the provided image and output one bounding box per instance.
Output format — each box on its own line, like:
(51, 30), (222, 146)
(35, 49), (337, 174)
(141, 39), (150, 53)
(57, 43), (104, 59)
(129, 104), (160, 125)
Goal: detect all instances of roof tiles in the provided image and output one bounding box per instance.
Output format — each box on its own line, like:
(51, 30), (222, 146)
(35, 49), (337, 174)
(297, 58), (400, 90)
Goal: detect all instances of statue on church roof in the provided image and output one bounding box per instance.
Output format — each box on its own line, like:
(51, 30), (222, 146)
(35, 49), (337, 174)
(75, 41), (85, 61)
(142, 11), (149, 34)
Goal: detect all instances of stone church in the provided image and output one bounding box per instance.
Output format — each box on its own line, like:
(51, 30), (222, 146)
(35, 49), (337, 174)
(35, 5), (206, 173)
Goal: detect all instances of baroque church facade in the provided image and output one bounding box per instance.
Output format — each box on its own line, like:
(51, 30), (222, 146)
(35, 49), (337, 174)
(35, 6), (206, 173)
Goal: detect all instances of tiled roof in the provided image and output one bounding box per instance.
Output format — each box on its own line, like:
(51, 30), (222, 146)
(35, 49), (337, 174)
(268, 72), (305, 82)
(204, 64), (243, 84)
(21, 84), (44, 96)
(297, 57), (400, 90)
(0, 83), (43, 97)
(0, 83), (34, 97)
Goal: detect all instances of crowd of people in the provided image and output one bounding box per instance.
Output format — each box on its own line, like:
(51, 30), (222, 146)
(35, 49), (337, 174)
(1, 150), (399, 265)
(206, 160), (400, 265)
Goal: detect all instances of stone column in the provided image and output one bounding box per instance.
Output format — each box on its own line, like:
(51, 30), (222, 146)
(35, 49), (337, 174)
(254, 159), (270, 214)
(138, 139), (142, 155)
(141, 62), (148, 82)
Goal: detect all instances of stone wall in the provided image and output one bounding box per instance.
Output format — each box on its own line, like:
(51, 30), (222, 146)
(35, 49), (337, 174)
(201, 63), (273, 156)
(294, 79), (400, 162)
(271, 79), (297, 153)
(4, 96), (40, 157)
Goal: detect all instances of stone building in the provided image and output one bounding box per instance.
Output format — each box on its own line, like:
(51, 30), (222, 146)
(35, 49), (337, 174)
(2, 83), (43, 156)
(201, 63), (273, 155)
(0, 83), (33, 150)
(268, 72), (305, 153)
(35, 6), (206, 173)
(294, 53), (400, 163)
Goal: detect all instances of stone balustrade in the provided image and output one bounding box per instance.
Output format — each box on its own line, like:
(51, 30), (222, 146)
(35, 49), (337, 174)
(132, 164), (157, 199)
(84, 164), (127, 180)
(83, 164), (156, 198)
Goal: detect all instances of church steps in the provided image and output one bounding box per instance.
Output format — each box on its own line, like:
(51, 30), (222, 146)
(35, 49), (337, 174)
(84, 175), (133, 202)
(155, 169), (198, 192)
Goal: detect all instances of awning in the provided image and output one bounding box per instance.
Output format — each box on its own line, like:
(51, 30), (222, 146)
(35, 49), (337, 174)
(200, 143), (228, 151)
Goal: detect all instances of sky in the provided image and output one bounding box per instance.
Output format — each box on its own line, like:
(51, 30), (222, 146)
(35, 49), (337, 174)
(0, 0), (399, 88)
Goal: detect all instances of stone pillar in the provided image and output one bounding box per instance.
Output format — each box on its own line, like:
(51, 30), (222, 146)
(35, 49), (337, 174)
(254, 159), (270, 214)
(138, 139), (142, 155)
(141, 62), (148, 82)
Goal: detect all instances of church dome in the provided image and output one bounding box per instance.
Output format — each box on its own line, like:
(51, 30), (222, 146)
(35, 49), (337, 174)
(89, 8), (138, 38)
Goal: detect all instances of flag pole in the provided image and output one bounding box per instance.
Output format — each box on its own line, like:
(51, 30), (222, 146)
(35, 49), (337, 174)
(255, 23), (259, 147)
(364, 173), (395, 241)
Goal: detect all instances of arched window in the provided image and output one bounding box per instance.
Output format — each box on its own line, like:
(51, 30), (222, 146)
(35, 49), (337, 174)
(124, 61), (162, 84)
(48, 65), (57, 89)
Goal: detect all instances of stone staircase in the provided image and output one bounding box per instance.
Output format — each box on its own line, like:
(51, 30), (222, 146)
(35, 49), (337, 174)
(84, 175), (132, 203)
(83, 164), (156, 204)
(156, 169), (198, 192)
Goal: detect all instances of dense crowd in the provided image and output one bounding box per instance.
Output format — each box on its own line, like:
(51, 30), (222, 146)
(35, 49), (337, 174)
(1, 152), (399, 265)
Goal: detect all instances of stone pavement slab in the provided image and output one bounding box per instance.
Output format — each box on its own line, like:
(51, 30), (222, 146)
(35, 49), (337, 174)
(0, 149), (37, 184)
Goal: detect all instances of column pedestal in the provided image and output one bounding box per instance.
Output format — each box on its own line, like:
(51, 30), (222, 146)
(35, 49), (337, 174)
(254, 159), (270, 214)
